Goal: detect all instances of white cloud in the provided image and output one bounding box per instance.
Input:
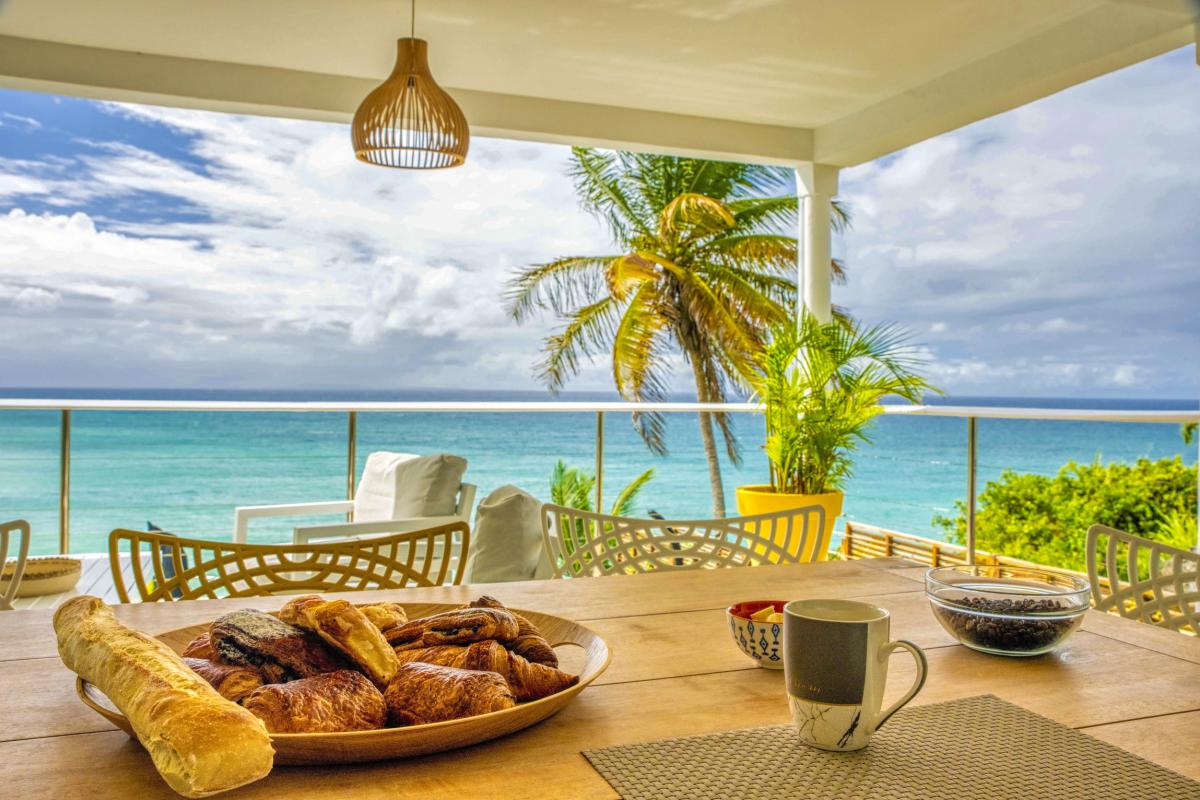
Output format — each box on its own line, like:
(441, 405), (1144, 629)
(999, 317), (1086, 335)
(0, 112), (41, 130)
(836, 47), (1200, 398)
(0, 110), (618, 391)
(0, 48), (1197, 398)
(0, 283), (61, 310)
(1109, 364), (1140, 387)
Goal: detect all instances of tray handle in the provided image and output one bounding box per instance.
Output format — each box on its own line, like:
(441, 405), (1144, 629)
(76, 678), (137, 740)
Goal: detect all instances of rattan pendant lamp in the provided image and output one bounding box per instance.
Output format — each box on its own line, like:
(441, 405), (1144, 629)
(351, 0), (469, 169)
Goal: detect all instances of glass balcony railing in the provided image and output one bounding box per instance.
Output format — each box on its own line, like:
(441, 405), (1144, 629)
(0, 398), (1196, 561)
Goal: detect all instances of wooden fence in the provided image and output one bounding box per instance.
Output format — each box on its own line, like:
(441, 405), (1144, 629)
(838, 521), (1089, 578)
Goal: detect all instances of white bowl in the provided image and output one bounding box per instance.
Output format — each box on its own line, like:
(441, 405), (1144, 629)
(727, 600), (787, 669)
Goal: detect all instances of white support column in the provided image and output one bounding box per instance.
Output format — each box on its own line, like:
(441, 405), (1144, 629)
(794, 163), (840, 324)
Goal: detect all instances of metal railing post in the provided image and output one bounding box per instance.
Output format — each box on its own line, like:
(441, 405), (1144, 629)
(59, 409), (71, 554)
(966, 416), (977, 565)
(346, 411), (358, 501)
(594, 411), (604, 513)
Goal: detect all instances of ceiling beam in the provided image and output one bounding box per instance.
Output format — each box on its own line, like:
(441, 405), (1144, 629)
(0, 34), (813, 165)
(813, 3), (1194, 167)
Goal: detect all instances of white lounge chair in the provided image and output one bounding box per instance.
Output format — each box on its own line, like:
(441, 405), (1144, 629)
(233, 451), (476, 545)
(0, 520), (31, 611)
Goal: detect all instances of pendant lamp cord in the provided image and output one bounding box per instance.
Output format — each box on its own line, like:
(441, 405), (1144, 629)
(410, 0), (416, 38)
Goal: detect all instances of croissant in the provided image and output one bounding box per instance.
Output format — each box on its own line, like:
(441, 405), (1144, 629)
(383, 662), (515, 726)
(357, 601), (407, 631)
(210, 609), (344, 683)
(468, 596), (558, 667)
(383, 607), (520, 650)
(183, 657), (264, 703)
(395, 640), (578, 702)
(181, 630), (216, 660)
(243, 670), (387, 734)
(279, 595), (398, 687)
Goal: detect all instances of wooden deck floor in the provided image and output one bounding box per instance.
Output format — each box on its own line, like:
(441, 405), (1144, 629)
(10, 553), (151, 609)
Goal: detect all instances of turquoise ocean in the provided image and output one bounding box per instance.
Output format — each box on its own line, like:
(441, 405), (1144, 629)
(1, 389), (1195, 556)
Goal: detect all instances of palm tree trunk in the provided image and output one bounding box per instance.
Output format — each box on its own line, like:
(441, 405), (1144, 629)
(682, 344), (727, 518)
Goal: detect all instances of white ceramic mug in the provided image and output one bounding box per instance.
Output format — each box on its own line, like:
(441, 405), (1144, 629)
(783, 599), (927, 751)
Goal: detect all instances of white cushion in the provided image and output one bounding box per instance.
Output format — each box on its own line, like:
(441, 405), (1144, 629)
(463, 485), (553, 584)
(353, 452), (468, 522)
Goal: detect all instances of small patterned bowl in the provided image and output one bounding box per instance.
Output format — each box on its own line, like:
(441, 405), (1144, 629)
(727, 600), (787, 669)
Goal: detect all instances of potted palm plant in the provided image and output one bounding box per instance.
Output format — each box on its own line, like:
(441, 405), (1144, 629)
(737, 311), (938, 559)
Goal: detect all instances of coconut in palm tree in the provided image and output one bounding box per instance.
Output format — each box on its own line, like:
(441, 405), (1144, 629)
(508, 149), (847, 517)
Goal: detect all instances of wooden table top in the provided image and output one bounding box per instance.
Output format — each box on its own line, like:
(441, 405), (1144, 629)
(5, 557), (1199, 799)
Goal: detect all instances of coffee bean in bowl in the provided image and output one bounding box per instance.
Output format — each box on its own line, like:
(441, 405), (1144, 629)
(925, 566), (1090, 656)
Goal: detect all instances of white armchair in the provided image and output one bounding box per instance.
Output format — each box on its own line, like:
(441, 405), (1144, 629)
(233, 451), (476, 544)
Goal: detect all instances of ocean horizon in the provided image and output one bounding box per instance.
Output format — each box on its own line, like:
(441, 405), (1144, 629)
(2, 388), (1195, 556)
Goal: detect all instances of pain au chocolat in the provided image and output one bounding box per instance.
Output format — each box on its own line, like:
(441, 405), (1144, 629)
(467, 596), (559, 667)
(183, 657), (264, 703)
(384, 607), (520, 650)
(394, 639), (578, 702)
(209, 609), (344, 683)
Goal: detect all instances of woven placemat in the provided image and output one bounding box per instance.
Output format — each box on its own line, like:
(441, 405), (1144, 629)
(583, 695), (1200, 800)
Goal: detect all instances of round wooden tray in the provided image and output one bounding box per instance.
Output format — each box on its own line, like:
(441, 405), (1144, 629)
(76, 603), (611, 765)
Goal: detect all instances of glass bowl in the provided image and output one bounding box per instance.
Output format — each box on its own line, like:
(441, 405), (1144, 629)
(926, 565), (1091, 656)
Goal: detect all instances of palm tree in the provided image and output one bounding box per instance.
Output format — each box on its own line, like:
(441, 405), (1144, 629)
(508, 149), (847, 516)
(549, 459), (655, 516)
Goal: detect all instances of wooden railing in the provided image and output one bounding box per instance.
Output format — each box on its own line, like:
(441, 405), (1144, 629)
(838, 521), (1089, 577)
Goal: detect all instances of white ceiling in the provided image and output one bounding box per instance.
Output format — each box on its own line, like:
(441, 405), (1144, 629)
(0, 0), (1194, 164)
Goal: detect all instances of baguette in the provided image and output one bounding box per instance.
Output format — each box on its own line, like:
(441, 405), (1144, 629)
(54, 596), (274, 798)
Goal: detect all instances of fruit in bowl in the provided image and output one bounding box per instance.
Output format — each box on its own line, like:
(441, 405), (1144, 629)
(727, 600), (787, 669)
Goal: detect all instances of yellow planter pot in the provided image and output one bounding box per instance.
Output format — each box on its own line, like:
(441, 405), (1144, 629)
(735, 485), (843, 562)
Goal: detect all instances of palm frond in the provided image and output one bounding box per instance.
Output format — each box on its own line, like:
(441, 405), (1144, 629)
(672, 271), (761, 371)
(537, 296), (621, 391)
(727, 196), (797, 232)
(569, 148), (652, 244)
(606, 254), (658, 301)
(549, 460), (596, 511)
(609, 468), (656, 516)
(505, 256), (616, 321)
(611, 284), (673, 455)
(658, 193), (735, 243)
(702, 234), (797, 273)
(691, 262), (793, 331)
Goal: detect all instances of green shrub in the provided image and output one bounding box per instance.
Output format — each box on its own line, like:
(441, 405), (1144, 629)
(932, 457), (1197, 572)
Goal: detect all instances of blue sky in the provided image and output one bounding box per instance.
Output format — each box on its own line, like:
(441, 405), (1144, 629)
(0, 47), (1196, 399)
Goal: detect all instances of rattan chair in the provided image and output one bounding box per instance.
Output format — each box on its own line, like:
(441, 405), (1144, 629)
(0, 520), (31, 611)
(540, 504), (827, 579)
(109, 521), (469, 602)
(1086, 523), (1200, 635)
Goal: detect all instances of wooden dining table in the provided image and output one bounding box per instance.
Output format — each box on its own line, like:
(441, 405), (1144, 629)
(4, 557), (1199, 798)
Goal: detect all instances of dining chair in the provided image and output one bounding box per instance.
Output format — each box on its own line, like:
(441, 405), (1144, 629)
(1086, 523), (1200, 635)
(540, 504), (827, 579)
(0, 519), (32, 611)
(109, 521), (470, 602)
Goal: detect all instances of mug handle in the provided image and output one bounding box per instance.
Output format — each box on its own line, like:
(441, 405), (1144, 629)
(872, 639), (928, 732)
